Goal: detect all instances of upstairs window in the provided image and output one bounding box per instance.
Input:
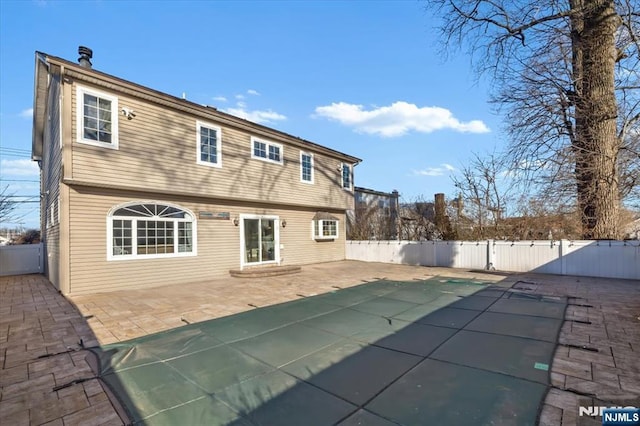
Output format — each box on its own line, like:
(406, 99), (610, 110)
(251, 137), (283, 164)
(76, 86), (118, 149)
(300, 152), (314, 184)
(342, 163), (352, 190)
(108, 202), (196, 260)
(197, 121), (222, 167)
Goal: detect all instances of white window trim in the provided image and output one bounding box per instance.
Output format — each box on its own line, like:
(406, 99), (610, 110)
(106, 201), (198, 261)
(342, 163), (353, 191)
(300, 151), (314, 184)
(196, 121), (222, 168)
(75, 85), (119, 150)
(251, 136), (283, 165)
(239, 214), (280, 270)
(312, 219), (339, 240)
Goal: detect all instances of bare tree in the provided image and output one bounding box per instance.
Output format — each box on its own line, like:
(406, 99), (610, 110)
(348, 192), (399, 240)
(434, 193), (457, 239)
(398, 197), (441, 241)
(13, 229), (41, 245)
(509, 195), (583, 240)
(619, 129), (640, 209)
(451, 152), (513, 239)
(427, 0), (640, 239)
(0, 186), (17, 223)
(348, 204), (397, 240)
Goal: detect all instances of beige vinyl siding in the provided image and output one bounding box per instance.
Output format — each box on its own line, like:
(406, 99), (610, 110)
(45, 224), (60, 289)
(42, 69), (63, 289)
(67, 187), (346, 295)
(279, 212), (346, 265)
(69, 84), (354, 211)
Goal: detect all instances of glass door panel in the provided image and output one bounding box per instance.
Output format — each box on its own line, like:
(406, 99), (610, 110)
(261, 219), (275, 261)
(244, 219), (260, 264)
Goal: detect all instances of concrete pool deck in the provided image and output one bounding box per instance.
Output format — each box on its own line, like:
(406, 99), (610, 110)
(1, 260), (638, 425)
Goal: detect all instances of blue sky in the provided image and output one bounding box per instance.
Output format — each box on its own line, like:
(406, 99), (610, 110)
(0, 0), (502, 229)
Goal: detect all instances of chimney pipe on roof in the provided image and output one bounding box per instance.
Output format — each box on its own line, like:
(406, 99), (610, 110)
(78, 46), (93, 68)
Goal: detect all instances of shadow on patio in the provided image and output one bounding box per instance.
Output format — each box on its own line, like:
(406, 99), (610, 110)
(0, 274), (123, 424)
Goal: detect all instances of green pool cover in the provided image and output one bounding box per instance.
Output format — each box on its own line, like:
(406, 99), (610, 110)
(87, 278), (566, 425)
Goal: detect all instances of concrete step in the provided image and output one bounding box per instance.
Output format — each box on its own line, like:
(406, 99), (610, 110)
(229, 265), (302, 278)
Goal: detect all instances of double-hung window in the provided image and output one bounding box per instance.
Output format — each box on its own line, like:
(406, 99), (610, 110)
(315, 220), (338, 239)
(108, 202), (196, 260)
(300, 152), (314, 184)
(197, 121), (222, 167)
(76, 86), (118, 149)
(342, 163), (352, 191)
(251, 137), (283, 164)
(312, 212), (339, 240)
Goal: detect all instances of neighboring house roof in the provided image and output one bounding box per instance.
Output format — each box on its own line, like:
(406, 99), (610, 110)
(354, 187), (399, 198)
(32, 51), (362, 165)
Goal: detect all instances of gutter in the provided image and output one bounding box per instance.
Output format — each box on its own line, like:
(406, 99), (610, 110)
(31, 52), (49, 162)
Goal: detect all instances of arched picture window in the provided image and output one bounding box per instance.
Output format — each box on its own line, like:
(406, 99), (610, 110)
(107, 202), (196, 260)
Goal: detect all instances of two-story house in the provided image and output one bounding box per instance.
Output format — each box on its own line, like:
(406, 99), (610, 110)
(32, 47), (360, 295)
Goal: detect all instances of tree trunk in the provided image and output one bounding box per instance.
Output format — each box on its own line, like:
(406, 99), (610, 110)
(573, 0), (621, 239)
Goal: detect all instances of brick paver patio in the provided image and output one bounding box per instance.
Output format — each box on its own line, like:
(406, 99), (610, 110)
(1, 260), (638, 425)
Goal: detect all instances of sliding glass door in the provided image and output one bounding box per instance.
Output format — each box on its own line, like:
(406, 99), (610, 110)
(242, 215), (278, 266)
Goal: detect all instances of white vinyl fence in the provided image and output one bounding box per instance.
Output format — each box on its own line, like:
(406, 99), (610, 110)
(346, 240), (640, 280)
(0, 243), (44, 276)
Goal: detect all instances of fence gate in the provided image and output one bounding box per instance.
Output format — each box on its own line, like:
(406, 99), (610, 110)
(0, 243), (44, 276)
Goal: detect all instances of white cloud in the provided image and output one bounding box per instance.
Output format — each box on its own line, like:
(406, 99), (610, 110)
(1, 159), (39, 177)
(19, 108), (33, 119)
(412, 163), (457, 177)
(247, 89), (260, 96)
(236, 101), (247, 109)
(213, 96), (227, 102)
(314, 101), (490, 137)
(516, 159), (548, 171)
(224, 107), (287, 125)
(235, 94), (245, 100)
